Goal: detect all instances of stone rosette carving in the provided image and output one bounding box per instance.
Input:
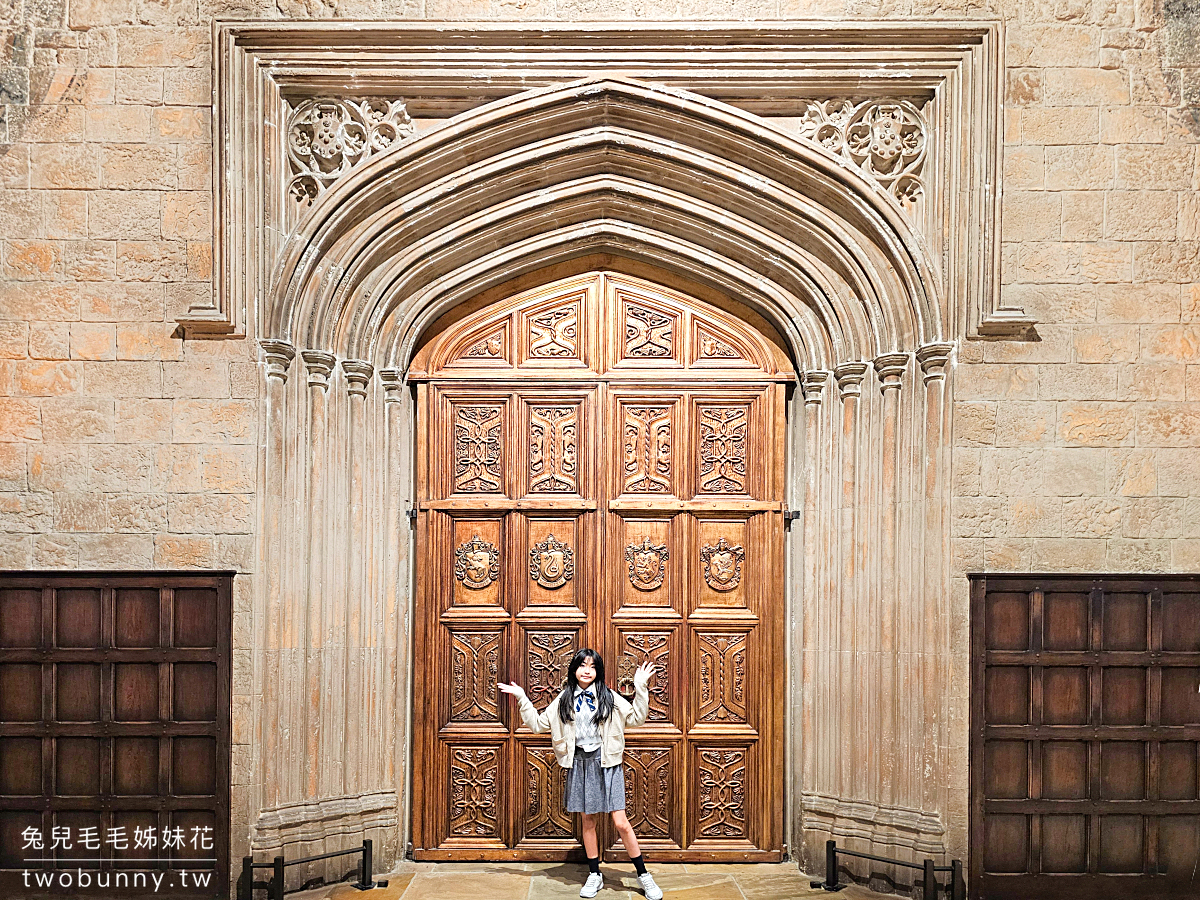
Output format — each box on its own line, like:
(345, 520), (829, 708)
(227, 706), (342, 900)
(625, 537), (669, 591)
(454, 534), (500, 589)
(529, 533), (574, 589)
(700, 536), (744, 592)
(287, 98), (416, 209)
(795, 99), (927, 210)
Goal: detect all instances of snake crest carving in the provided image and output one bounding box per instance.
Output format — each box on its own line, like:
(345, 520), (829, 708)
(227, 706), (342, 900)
(529, 533), (575, 589)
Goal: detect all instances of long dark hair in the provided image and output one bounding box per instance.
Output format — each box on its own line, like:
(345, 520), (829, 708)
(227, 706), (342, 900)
(557, 648), (614, 725)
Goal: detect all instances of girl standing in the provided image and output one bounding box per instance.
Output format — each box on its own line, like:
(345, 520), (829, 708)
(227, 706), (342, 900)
(498, 649), (663, 900)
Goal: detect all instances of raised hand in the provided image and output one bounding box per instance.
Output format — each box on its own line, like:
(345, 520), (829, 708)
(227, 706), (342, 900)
(635, 661), (655, 683)
(497, 681), (524, 700)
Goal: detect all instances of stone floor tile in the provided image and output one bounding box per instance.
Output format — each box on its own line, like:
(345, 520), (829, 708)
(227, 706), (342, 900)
(397, 870), (533, 900)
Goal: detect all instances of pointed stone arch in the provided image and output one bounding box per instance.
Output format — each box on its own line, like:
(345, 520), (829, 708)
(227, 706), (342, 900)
(248, 73), (961, 877)
(268, 77), (943, 371)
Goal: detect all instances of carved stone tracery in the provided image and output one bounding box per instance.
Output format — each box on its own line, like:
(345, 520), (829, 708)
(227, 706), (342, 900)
(287, 98), (416, 210)
(795, 99), (927, 209)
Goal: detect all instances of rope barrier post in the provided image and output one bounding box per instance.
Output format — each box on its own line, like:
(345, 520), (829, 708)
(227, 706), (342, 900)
(923, 859), (937, 900)
(272, 856), (285, 900)
(824, 839), (838, 890)
(239, 857), (253, 900)
(360, 839), (373, 888)
(951, 859), (964, 900)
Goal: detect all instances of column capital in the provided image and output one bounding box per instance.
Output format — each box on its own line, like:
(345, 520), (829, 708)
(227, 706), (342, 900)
(378, 369), (405, 400)
(916, 341), (955, 382)
(341, 359), (374, 396)
(260, 339), (295, 381)
(300, 349), (336, 390)
(873, 352), (909, 391)
(833, 361), (869, 398)
(801, 370), (830, 404)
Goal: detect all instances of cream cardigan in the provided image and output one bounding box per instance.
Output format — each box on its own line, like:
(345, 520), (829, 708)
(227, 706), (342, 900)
(513, 673), (650, 769)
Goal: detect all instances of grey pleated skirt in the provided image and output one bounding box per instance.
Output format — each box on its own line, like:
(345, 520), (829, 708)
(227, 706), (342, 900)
(565, 748), (626, 813)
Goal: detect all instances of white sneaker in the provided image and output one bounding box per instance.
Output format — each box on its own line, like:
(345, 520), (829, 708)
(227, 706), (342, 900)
(638, 872), (663, 900)
(579, 871), (604, 898)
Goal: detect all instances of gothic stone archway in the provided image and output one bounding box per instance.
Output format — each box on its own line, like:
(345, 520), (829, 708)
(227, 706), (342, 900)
(407, 270), (793, 860)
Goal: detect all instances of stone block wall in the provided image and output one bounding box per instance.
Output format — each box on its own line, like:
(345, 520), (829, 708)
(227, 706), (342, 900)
(0, 0), (1196, 877)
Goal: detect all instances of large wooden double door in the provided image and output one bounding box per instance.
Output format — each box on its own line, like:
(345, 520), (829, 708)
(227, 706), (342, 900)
(409, 271), (793, 860)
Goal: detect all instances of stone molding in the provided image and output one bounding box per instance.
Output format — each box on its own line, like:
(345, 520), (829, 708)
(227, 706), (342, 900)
(834, 361), (870, 397)
(251, 791), (399, 851)
(341, 359), (375, 396)
(917, 341), (955, 382)
(801, 791), (945, 855)
(801, 370), (830, 403)
(198, 21), (1021, 342)
(873, 352), (910, 389)
(301, 349), (336, 388)
(261, 339), (296, 381)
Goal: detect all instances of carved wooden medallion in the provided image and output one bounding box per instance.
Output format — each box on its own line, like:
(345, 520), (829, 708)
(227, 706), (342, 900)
(698, 406), (748, 494)
(698, 632), (747, 723)
(623, 406), (672, 493)
(449, 747), (500, 837)
(450, 631), (501, 721)
(454, 534), (500, 589)
(454, 405), (503, 492)
(625, 303), (673, 358)
(465, 331), (504, 358)
(697, 749), (747, 839)
(529, 304), (578, 358)
(700, 537), (744, 592)
(696, 329), (740, 359)
(529, 405), (578, 493)
(625, 537), (669, 591)
(529, 533), (574, 589)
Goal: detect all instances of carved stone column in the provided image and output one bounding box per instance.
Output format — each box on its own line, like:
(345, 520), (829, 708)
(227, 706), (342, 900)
(799, 371), (828, 808)
(916, 342), (953, 817)
(873, 353), (908, 815)
(379, 370), (407, 832)
(833, 361), (867, 802)
(341, 360), (373, 796)
(260, 339), (295, 812)
(301, 351), (335, 800)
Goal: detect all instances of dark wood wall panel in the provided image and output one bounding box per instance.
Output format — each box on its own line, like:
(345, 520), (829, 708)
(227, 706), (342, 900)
(0, 573), (230, 899)
(971, 574), (1200, 900)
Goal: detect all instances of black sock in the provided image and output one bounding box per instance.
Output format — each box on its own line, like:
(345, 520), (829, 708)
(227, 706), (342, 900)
(587, 856), (600, 874)
(630, 854), (647, 876)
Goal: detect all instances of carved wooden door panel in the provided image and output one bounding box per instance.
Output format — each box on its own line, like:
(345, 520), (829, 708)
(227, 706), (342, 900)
(410, 271), (792, 861)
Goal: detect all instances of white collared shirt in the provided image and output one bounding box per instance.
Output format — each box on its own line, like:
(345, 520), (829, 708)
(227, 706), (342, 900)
(572, 686), (602, 751)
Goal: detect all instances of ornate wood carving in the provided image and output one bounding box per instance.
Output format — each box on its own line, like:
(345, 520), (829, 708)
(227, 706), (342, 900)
(697, 406), (748, 494)
(526, 631), (575, 709)
(529, 405), (578, 493)
(623, 406), (672, 493)
(465, 332), (505, 359)
(622, 749), (672, 839)
(696, 329), (740, 359)
(454, 535), (500, 590)
(529, 305), (579, 358)
(449, 746), (500, 837)
(525, 747), (573, 839)
(698, 632), (748, 723)
(621, 632), (670, 722)
(453, 405), (503, 493)
(450, 631), (501, 721)
(700, 537), (744, 592)
(528, 534), (574, 590)
(625, 304), (674, 358)
(625, 537), (669, 591)
(697, 749), (747, 839)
